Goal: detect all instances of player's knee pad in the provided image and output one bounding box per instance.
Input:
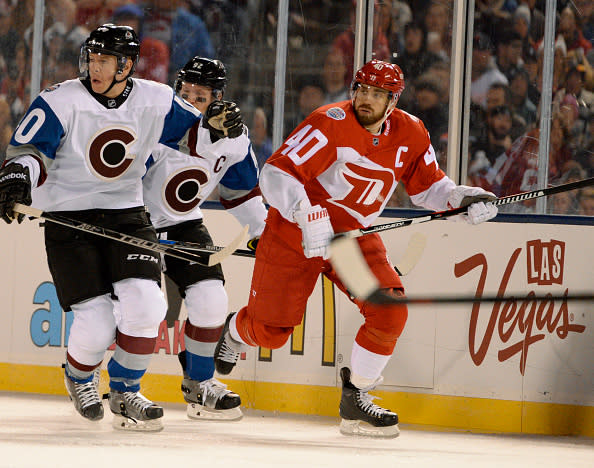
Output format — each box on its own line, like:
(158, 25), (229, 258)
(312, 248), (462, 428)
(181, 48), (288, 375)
(184, 279), (229, 328)
(69, 293), (117, 364)
(113, 278), (167, 338)
(359, 296), (408, 354)
(252, 321), (293, 349)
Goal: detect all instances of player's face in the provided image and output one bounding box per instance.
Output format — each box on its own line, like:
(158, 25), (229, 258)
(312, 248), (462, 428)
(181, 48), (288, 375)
(353, 84), (391, 129)
(179, 82), (214, 113)
(88, 53), (120, 94)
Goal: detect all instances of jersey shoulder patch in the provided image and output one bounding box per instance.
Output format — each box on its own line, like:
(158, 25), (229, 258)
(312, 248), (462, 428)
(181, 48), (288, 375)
(326, 107), (346, 121)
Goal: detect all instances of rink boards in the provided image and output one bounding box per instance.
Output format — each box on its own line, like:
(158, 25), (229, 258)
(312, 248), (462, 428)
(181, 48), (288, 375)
(1, 208), (592, 436)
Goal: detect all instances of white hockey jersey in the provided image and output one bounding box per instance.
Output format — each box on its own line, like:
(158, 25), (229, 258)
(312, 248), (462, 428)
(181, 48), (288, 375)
(6, 78), (201, 212)
(142, 123), (267, 238)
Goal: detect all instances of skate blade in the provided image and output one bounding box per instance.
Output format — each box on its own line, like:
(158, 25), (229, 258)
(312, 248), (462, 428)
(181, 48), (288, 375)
(112, 414), (164, 432)
(187, 403), (243, 421)
(339, 419), (400, 438)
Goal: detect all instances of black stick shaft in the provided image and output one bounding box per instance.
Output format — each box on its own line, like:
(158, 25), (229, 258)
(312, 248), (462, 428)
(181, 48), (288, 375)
(350, 177), (594, 238)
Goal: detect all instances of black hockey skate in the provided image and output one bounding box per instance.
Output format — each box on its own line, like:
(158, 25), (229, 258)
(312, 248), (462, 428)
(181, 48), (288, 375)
(178, 351), (242, 420)
(109, 390), (164, 432)
(64, 365), (104, 421)
(339, 367), (399, 438)
(213, 313), (245, 375)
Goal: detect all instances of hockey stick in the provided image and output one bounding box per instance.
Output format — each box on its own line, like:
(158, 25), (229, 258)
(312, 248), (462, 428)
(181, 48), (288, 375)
(159, 238), (256, 259)
(393, 231), (426, 275)
(330, 176), (594, 304)
(340, 176), (594, 239)
(13, 203), (248, 267)
(364, 291), (594, 305)
(162, 231), (428, 277)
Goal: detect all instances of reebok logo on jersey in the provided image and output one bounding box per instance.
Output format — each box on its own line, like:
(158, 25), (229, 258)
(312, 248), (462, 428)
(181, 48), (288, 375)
(0, 173), (27, 183)
(126, 253), (159, 264)
(326, 107), (346, 121)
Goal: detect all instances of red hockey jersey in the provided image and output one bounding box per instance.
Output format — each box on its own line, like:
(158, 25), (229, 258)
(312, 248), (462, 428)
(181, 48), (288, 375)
(260, 100), (456, 234)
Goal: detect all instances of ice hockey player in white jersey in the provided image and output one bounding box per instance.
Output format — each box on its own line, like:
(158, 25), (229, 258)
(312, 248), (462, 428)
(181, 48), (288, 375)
(0, 24), (211, 431)
(142, 57), (267, 420)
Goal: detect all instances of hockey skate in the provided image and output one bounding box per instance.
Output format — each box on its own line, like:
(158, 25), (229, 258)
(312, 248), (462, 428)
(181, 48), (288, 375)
(182, 377), (243, 420)
(108, 390), (164, 432)
(64, 365), (104, 421)
(339, 367), (399, 438)
(179, 350), (242, 420)
(214, 313), (245, 375)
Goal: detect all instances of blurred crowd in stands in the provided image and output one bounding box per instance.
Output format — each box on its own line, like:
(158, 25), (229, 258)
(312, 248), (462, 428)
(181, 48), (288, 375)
(0, 0), (592, 215)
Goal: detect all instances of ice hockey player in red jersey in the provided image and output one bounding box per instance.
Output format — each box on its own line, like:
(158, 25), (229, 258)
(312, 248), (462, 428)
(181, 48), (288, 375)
(213, 59), (498, 437)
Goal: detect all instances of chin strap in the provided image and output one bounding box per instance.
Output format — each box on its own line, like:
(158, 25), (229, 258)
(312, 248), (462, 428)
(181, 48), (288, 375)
(102, 72), (128, 96)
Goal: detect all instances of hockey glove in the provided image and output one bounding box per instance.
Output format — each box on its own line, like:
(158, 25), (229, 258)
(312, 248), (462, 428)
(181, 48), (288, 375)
(246, 236), (260, 252)
(447, 185), (498, 225)
(294, 201), (334, 259)
(204, 100), (244, 140)
(0, 163), (32, 224)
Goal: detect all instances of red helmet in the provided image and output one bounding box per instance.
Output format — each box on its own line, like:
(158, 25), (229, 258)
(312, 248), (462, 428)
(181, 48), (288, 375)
(352, 60), (405, 98)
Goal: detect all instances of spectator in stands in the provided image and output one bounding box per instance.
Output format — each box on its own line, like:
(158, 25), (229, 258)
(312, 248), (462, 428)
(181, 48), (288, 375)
(572, 0), (593, 46)
(423, 0), (451, 61)
(471, 32), (508, 109)
(578, 187), (594, 215)
(386, 0), (412, 55)
(285, 78), (325, 138)
(40, 0), (89, 88)
(476, 0), (514, 38)
(523, 45), (540, 105)
(512, 5), (538, 66)
(403, 73), (448, 149)
(536, 36), (568, 99)
(547, 159), (585, 214)
(141, 0), (214, 83)
(332, 0), (391, 86)
(112, 3), (170, 83)
(470, 110), (577, 214)
(321, 47), (349, 105)
(508, 67), (537, 130)
(558, 5), (592, 55)
(0, 96), (12, 159)
(485, 82), (527, 140)
(75, 0), (128, 28)
(495, 27), (524, 83)
(575, 114), (594, 176)
(517, 0), (545, 46)
(394, 20), (442, 84)
(0, 39), (29, 125)
(251, 107), (273, 170)
(468, 105), (513, 184)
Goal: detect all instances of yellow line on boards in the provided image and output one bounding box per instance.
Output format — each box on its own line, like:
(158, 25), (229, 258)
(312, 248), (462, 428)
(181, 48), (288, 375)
(1, 363), (591, 437)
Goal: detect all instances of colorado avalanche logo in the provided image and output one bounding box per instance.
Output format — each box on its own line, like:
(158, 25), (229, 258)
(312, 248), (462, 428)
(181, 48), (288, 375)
(326, 107), (346, 121)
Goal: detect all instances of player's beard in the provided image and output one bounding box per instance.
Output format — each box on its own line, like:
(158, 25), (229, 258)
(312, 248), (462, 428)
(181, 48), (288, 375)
(354, 103), (388, 128)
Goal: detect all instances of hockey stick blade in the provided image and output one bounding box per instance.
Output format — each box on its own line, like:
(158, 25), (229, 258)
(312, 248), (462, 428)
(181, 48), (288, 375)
(13, 203), (248, 267)
(394, 232), (426, 276)
(330, 235), (380, 301)
(343, 176), (594, 238)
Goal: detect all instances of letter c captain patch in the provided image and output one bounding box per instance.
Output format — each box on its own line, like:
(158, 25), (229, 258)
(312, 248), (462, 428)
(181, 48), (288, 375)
(326, 107), (346, 121)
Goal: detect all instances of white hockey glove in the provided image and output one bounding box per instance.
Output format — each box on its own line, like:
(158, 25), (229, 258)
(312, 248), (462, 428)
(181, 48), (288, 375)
(294, 201), (334, 259)
(447, 185), (498, 225)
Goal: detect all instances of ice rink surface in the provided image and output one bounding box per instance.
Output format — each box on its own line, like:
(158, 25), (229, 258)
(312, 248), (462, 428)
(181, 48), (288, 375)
(1, 392), (592, 468)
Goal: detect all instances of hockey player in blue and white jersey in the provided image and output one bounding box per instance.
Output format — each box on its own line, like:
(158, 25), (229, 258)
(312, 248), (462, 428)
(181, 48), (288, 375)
(0, 25), (237, 431)
(142, 57), (267, 420)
